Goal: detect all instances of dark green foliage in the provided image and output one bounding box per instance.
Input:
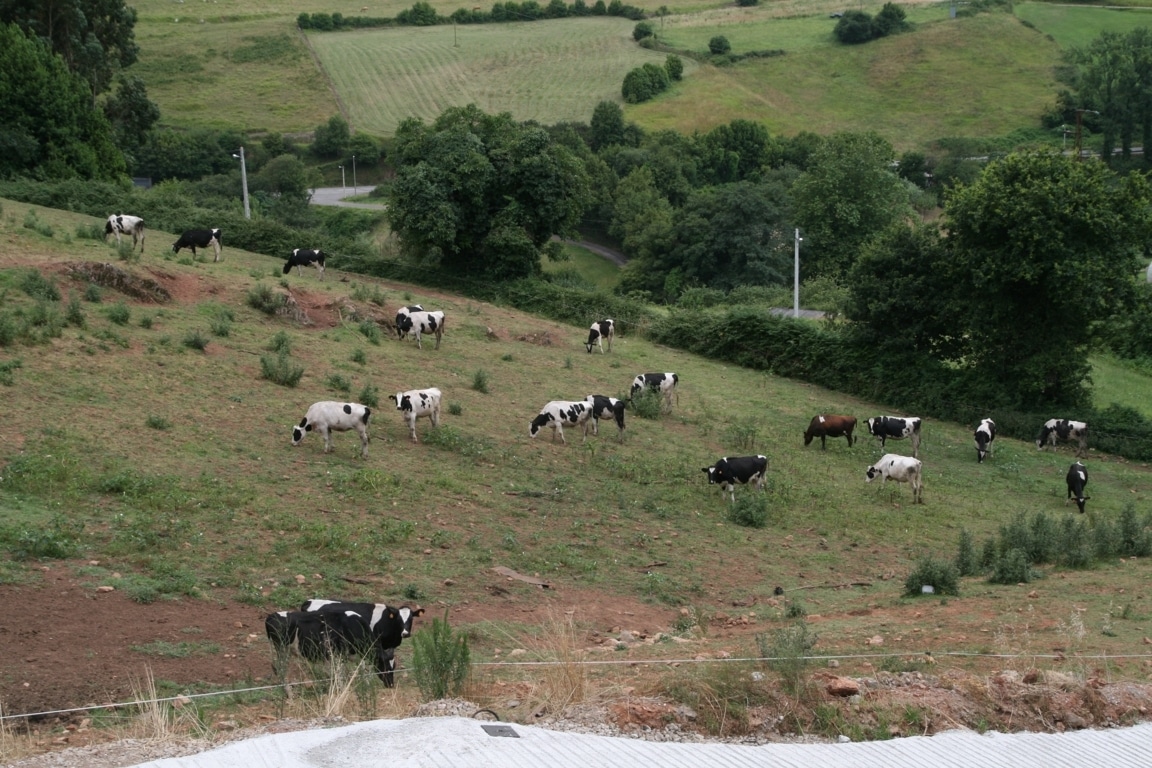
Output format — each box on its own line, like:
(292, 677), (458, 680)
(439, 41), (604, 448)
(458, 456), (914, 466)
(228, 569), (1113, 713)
(758, 619), (817, 695)
(1118, 503), (1152, 557)
(145, 414), (171, 430)
(246, 285), (287, 315)
(19, 270), (60, 302)
(955, 528), (979, 577)
(351, 348), (367, 364)
(327, 373), (352, 394)
(7, 514), (84, 560)
(904, 557), (960, 597)
(104, 303), (130, 326)
(622, 62), (671, 103)
(411, 611), (471, 701)
(471, 369), (490, 394)
(0, 358), (23, 386)
(266, 331), (292, 354)
(102, 74), (160, 157)
(64, 297), (85, 328)
(726, 493), (769, 528)
(83, 283), (102, 302)
(260, 352), (304, 387)
(312, 115), (351, 159)
(629, 387), (664, 419)
(358, 319), (381, 345)
(834, 11), (874, 44)
(398, 1), (442, 25)
(633, 21), (654, 41)
(665, 54), (684, 81)
(708, 35), (731, 55)
(182, 330), (209, 351)
(348, 132), (382, 166)
(590, 101), (627, 150)
(873, 3), (909, 37)
(210, 318), (231, 337)
(358, 383), (379, 408)
(988, 548), (1033, 584)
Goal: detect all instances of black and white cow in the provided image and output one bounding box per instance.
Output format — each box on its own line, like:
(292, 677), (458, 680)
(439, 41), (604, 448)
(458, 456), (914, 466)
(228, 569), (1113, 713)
(630, 372), (679, 414)
(1066, 461), (1089, 514)
(104, 214), (145, 252)
(264, 609), (398, 686)
(585, 394), (626, 439)
(865, 454), (923, 504)
(172, 228), (222, 261)
(529, 400), (593, 444)
(300, 599), (424, 652)
(283, 248), (326, 279)
(1037, 419), (1089, 457)
(397, 310), (445, 350)
(394, 305), (424, 340)
(389, 387), (441, 442)
(803, 414), (856, 450)
(866, 416), (922, 458)
(974, 418), (997, 464)
(291, 401), (372, 458)
(702, 455), (769, 502)
(585, 319), (614, 354)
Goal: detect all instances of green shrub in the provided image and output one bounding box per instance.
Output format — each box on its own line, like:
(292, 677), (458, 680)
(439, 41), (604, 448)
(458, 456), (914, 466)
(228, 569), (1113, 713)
(139, 315), (153, 329)
(260, 352), (304, 387)
(726, 493), (769, 528)
(757, 619), (817, 696)
(955, 528), (979, 576)
(105, 303), (131, 326)
(1057, 515), (1093, 568)
(471, 369), (489, 394)
(327, 373), (352, 394)
(630, 387), (664, 419)
(448, 402), (463, 416)
(246, 284), (286, 315)
(0, 358), (22, 386)
(665, 54), (684, 81)
(988, 547), (1033, 584)
(19, 270), (60, 301)
(76, 222), (105, 240)
(411, 611), (471, 701)
(9, 515), (84, 559)
(210, 319), (231, 337)
(83, 283), (102, 302)
(904, 556), (960, 596)
(64, 297), (85, 328)
(708, 35), (731, 54)
(266, 331), (292, 354)
(359, 319), (381, 345)
(1118, 503), (1152, 557)
(182, 330), (209, 351)
(351, 348), (367, 364)
(358, 383), (379, 408)
(633, 20), (653, 40)
(146, 415), (172, 430)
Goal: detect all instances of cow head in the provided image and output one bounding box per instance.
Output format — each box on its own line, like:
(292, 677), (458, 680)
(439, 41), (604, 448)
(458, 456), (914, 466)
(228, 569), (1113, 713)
(396, 315), (413, 338)
(609, 399), (626, 431)
(291, 418), (312, 446)
(389, 393), (412, 412)
(865, 465), (881, 482)
(529, 413), (551, 438)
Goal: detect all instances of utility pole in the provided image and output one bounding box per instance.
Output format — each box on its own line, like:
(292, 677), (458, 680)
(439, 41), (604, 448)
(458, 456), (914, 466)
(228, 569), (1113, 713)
(234, 146), (251, 219)
(793, 228), (802, 319)
(352, 155), (357, 195)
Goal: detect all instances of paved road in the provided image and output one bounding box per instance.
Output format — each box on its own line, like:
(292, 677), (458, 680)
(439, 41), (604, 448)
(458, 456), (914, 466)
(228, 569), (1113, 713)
(309, 186), (384, 209)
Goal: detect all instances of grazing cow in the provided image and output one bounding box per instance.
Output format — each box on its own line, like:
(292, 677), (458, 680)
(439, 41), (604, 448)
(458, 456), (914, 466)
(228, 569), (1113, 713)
(396, 310), (445, 350)
(974, 418), (997, 464)
(389, 387), (441, 442)
(283, 248), (326, 279)
(1066, 461), (1089, 514)
(803, 414), (856, 450)
(866, 416), (922, 458)
(585, 394), (626, 439)
(394, 305), (424, 340)
(630, 372), (679, 414)
(291, 401), (371, 458)
(529, 400), (593, 444)
(301, 599), (424, 686)
(865, 454), (923, 504)
(264, 609), (397, 686)
(171, 228), (222, 261)
(1037, 419), (1089, 457)
(104, 214), (145, 252)
(585, 319), (615, 354)
(702, 455), (769, 502)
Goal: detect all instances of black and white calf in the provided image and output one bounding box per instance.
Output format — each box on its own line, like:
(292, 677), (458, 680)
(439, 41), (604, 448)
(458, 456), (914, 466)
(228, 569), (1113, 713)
(172, 228), (222, 261)
(300, 599), (424, 652)
(394, 305), (424, 340)
(865, 454), (923, 504)
(866, 416), (922, 458)
(585, 394), (626, 439)
(389, 387), (441, 442)
(104, 214), (145, 252)
(264, 609), (398, 686)
(585, 319), (614, 354)
(974, 418), (997, 463)
(702, 455), (769, 502)
(529, 400), (593, 444)
(397, 310), (445, 350)
(283, 248), (326, 279)
(1066, 461), (1089, 514)
(630, 372), (679, 414)
(1037, 419), (1089, 457)
(291, 401), (372, 458)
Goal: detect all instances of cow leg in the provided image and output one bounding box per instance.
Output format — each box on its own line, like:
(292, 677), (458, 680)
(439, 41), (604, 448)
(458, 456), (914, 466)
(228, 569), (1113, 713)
(415, 332), (423, 350)
(434, 328), (442, 350)
(358, 425), (369, 458)
(213, 240), (222, 262)
(317, 262), (325, 281)
(321, 426), (333, 453)
(821, 434), (826, 450)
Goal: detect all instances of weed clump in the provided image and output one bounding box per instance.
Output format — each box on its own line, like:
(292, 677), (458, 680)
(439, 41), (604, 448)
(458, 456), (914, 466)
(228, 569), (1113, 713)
(758, 618), (818, 697)
(105, 303), (131, 326)
(903, 556), (960, 596)
(19, 270), (60, 301)
(410, 611), (470, 701)
(261, 352), (304, 387)
(247, 284), (287, 315)
(727, 493), (769, 528)
(629, 387), (664, 419)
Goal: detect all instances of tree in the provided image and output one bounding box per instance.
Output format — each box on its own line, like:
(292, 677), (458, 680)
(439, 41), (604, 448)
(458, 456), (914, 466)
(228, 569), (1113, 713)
(873, 3), (908, 37)
(791, 131), (911, 278)
(102, 74), (159, 161)
(252, 154), (310, 199)
(944, 152), (1152, 406)
(665, 54), (683, 81)
(633, 21), (653, 41)
(0, 23), (124, 179)
(1064, 29), (1152, 163)
(397, 1), (440, 25)
(312, 115), (350, 158)
(590, 100), (626, 150)
(388, 105), (592, 280)
(708, 35), (730, 55)
(834, 10), (874, 44)
(348, 132), (382, 166)
(0, 0), (140, 98)
(701, 119), (771, 182)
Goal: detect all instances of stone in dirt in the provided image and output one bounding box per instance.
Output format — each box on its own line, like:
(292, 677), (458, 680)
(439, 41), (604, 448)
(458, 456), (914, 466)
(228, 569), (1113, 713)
(827, 677), (860, 697)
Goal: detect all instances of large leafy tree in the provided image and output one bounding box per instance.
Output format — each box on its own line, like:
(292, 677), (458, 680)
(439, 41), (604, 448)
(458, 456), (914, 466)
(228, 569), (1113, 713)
(0, 0), (139, 98)
(791, 131), (911, 279)
(388, 105), (592, 280)
(0, 22), (124, 179)
(944, 152), (1152, 406)
(1063, 28), (1152, 163)
(102, 73), (159, 162)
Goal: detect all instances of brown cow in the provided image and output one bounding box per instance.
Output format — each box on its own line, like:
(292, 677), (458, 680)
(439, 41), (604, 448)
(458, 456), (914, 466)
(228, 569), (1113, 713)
(804, 414), (857, 450)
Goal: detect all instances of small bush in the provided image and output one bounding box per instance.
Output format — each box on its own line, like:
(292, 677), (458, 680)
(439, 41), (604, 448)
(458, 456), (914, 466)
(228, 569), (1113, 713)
(76, 222), (105, 240)
(19, 270), (60, 301)
(327, 373), (352, 394)
(904, 556), (960, 596)
(0, 358), (23, 386)
(727, 493), (769, 528)
(182, 330), (209, 351)
(266, 331), (292, 354)
(260, 352), (304, 387)
(471, 369), (490, 394)
(64, 297), (85, 328)
(10, 515), (84, 560)
(105, 303), (131, 326)
(1118, 503), (1152, 557)
(708, 35), (731, 55)
(351, 348), (367, 364)
(630, 387), (664, 419)
(139, 315), (153, 329)
(210, 319), (231, 337)
(246, 284), (286, 315)
(83, 283), (102, 302)
(758, 618), (817, 696)
(633, 20), (653, 40)
(359, 319), (381, 345)
(146, 415), (172, 430)
(955, 528), (979, 576)
(358, 383), (379, 408)
(665, 54), (683, 81)
(989, 547), (1034, 584)
(411, 610), (471, 701)
(448, 402), (463, 416)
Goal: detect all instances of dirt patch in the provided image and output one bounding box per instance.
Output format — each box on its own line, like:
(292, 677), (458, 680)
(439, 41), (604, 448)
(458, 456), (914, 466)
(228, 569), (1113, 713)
(63, 263), (171, 304)
(516, 331), (556, 346)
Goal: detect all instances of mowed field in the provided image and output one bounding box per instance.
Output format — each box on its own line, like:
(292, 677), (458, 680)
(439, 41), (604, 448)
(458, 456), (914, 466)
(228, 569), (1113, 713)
(308, 18), (683, 135)
(3, 198), (1152, 718)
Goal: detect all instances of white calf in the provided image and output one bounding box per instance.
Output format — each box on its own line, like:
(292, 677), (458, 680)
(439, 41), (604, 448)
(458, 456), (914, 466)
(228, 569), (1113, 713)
(865, 453), (923, 504)
(389, 388), (442, 442)
(105, 214), (145, 253)
(291, 401), (372, 458)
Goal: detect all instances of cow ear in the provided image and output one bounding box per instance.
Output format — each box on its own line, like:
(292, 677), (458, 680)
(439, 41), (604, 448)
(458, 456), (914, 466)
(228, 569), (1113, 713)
(413, 607), (425, 616)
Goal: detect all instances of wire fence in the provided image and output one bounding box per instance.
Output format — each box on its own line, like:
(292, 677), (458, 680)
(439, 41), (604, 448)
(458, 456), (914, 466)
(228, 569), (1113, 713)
(6, 649), (1152, 722)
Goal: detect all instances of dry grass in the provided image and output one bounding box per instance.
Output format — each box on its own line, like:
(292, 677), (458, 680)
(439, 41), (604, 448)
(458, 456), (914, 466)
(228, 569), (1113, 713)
(531, 613), (589, 715)
(129, 667), (173, 741)
(0, 698), (36, 764)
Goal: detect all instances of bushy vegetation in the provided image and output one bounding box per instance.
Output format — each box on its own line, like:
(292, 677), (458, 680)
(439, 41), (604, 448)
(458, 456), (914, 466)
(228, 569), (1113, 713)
(297, 0), (646, 31)
(903, 557), (960, 597)
(833, 3), (910, 44)
(410, 611), (471, 701)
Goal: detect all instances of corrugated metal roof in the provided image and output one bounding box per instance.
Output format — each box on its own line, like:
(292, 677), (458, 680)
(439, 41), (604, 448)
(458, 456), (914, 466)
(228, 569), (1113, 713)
(130, 717), (1152, 768)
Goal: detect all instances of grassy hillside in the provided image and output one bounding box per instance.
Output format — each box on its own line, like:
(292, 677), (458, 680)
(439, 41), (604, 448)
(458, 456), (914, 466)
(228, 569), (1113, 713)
(1015, 2), (1152, 48)
(2, 196), (1152, 695)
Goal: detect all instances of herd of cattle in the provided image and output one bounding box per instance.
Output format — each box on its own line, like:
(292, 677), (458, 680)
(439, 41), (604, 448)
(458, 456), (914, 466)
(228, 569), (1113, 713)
(102, 216), (1100, 681)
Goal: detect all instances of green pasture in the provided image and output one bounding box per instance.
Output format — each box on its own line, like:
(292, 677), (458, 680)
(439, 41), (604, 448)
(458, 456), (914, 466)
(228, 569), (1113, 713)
(307, 18), (686, 135)
(1015, 2), (1152, 49)
(2, 197), (1152, 669)
(1093, 354), (1152, 419)
(541, 243), (622, 291)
